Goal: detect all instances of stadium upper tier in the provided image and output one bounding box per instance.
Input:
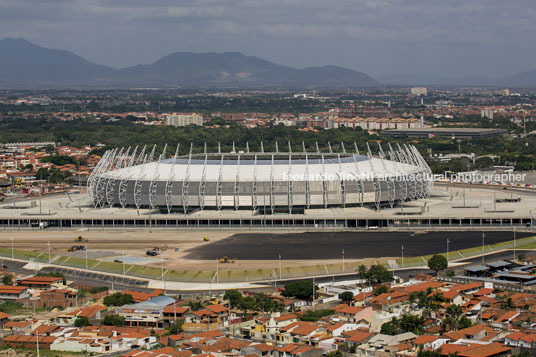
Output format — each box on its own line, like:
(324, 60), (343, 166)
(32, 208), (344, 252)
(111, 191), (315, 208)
(88, 143), (432, 212)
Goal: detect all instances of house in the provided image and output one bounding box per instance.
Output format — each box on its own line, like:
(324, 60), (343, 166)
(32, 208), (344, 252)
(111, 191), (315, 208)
(443, 324), (496, 342)
(122, 289), (163, 303)
(0, 285), (29, 300)
(162, 305), (189, 325)
(3, 320), (34, 334)
(56, 305), (107, 326)
(275, 343), (324, 357)
(504, 331), (536, 348)
(17, 276), (63, 289)
(116, 296), (176, 328)
(1, 335), (57, 350)
(125, 346), (192, 357)
(412, 335), (450, 351)
(357, 332), (417, 355)
(37, 288), (77, 308)
(337, 306), (374, 323)
(0, 312), (10, 326)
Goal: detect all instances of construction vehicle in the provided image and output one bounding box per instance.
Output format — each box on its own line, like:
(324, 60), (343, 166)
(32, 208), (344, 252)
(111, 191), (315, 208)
(218, 256), (236, 264)
(203, 236), (210, 242)
(74, 236), (89, 243)
(146, 247), (161, 256)
(67, 245), (86, 252)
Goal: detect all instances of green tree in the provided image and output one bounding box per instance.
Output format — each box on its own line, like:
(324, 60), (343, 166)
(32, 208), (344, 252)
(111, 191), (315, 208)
(445, 304), (462, 320)
(73, 316), (90, 327)
(188, 300), (204, 311)
(298, 309), (335, 322)
(281, 280), (317, 300)
(374, 285), (388, 295)
(238, 296), (257, 319)
(501, 297), (515, 310)
(167, 320), (184, 335)
(103, 293), (134, 307)
(367, 264), (393, 284)
(339, 291), (354, 304)
(428, 255), (448, 274)
(101, 314), (125, 326)
(357, 264), (368, 279)
(2, 275), (12, 285)
(224, 290), (243, 308)
(326, 351), (343, 357)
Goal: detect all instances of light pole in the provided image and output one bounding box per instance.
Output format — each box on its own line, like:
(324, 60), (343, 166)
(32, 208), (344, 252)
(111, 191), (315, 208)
(279, 254), (282, 280)
(85, 244), (88, 270)
(513, 226), (516, 261)
(122, 250), (125, 275)
(48, 241), (51, 264)
(11, 236), (14, 259)
(447, 238), (450, 264)
(401, 245), (404, 268)
(482, 232), (485, 264)
(342, 249), (345, 274)
(161, 254), (166, 294)
(216, 257), (219, 284)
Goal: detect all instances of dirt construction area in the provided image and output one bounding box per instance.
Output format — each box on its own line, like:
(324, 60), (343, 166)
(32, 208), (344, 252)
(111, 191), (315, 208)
(0, 230), (529, 274)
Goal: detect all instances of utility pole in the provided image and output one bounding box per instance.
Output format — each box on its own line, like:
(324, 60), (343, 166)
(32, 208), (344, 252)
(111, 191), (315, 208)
(216, 258), (219, 284)
(161, 254), (166, 294)
(122, 250), (125, 275)
(36, 328), (39, 357)
(85, 244), (88, 270)
(48, 241), (51, 264)
(401, 245), (404, 268)
(447, 238), (450, 264)
(11, 236), (14, 259)
(482, 232), (485, 264)
(279, 254), (282, 281)
(342, 249), (345, 274)
(513, 227), (516, 261)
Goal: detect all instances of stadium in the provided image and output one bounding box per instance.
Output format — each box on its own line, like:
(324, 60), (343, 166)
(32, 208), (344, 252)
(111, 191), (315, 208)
(88, 143), (432, 213)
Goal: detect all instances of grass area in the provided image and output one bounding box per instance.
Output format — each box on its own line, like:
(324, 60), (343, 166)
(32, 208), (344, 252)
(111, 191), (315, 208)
(0, 246), (54, 263)
(396, 235), (536, 268)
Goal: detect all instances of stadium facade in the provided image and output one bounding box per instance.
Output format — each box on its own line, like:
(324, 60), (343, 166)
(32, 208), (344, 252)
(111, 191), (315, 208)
(88, 143), (432, 213)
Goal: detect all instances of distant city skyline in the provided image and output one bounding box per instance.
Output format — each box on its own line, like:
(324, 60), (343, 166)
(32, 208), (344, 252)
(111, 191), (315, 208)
(0, 0), (535, 78)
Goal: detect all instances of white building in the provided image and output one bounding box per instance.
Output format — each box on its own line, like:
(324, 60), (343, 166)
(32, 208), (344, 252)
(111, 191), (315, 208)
(481, 108), (495, 119)
(165, 113), (203, 127)
(411, 87), (428, 96)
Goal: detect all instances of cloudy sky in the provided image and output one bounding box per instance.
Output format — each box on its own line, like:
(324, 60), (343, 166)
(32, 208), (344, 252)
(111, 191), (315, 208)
(1, 0), (535, 77)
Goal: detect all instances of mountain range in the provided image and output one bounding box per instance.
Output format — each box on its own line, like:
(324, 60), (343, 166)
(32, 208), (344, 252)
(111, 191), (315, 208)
(0, 38), (378, 88)
(1, 38), (535, 88)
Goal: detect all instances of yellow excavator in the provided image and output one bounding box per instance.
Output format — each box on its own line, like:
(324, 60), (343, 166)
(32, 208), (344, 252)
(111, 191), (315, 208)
(74, 236), (89, 243)
(218, 256), (236, 263)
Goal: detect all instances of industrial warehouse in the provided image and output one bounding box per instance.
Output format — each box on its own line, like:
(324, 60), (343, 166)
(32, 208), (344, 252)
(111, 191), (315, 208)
(88, 142), (432, 213)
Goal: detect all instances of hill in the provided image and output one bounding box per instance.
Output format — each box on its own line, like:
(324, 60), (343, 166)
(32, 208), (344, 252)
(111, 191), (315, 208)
(0, 38), (378, 88)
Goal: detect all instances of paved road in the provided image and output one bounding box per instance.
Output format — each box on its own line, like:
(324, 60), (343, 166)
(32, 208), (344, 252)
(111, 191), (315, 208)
(184, 231), (531, 260)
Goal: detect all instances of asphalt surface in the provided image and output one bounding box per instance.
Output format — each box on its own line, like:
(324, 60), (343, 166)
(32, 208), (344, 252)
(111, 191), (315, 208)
(184, 231), (532, 260)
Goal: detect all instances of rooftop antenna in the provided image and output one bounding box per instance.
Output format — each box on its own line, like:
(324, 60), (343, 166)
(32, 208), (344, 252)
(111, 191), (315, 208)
(260, 141), (264, 153)
(315, 142), (320, 153)
(341, 142), (346, 154)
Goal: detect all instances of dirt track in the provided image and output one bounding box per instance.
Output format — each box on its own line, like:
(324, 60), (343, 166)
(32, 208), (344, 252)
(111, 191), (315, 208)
(0, 230), (527, 272)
